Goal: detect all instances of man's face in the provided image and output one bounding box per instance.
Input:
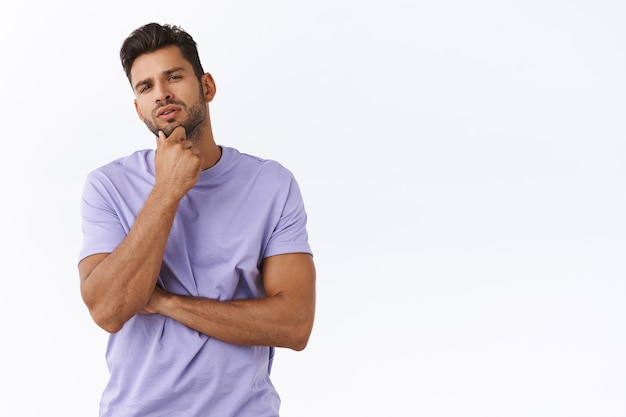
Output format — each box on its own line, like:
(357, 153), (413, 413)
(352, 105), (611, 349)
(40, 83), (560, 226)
(130, 45), (208, 141)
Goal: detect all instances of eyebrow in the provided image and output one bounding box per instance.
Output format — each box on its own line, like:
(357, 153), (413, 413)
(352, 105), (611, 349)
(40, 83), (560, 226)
(133, 66), (188, 92)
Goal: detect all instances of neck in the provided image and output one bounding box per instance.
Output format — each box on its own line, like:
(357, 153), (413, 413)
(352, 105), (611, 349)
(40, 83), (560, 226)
(195, 116), (221, 170)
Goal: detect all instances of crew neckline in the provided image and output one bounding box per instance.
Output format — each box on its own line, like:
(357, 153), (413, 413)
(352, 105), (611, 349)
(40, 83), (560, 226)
(144, 145), (232, 182)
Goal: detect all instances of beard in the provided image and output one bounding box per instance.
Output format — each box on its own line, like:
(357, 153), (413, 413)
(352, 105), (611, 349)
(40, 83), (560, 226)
(143, 91), (207, 143)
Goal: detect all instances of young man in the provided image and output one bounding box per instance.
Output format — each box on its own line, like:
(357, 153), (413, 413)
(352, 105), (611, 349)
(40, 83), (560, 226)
(78, 23), (315, 417)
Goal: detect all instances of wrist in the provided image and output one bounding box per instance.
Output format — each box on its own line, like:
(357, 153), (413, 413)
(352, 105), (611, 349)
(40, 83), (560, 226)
(149, 185), (184, 208)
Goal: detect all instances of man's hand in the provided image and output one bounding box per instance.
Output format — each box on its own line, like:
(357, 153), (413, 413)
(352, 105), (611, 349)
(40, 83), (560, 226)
(153, 126), (203, 201)
(140, 285), (168, 314)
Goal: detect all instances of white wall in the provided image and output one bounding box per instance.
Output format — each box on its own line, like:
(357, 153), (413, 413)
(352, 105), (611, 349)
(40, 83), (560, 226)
(1, 1), (624, 415)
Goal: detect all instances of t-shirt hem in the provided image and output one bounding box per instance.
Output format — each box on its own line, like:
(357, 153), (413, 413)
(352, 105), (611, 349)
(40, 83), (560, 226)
(263, 242), (313, 259)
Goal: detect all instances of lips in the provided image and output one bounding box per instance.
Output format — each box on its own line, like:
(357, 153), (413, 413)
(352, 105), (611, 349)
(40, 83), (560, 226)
(156, 105), (181, 118)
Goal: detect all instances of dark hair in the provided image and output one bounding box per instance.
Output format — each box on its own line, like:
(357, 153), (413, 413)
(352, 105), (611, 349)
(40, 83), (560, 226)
(120, 22), (205, 82)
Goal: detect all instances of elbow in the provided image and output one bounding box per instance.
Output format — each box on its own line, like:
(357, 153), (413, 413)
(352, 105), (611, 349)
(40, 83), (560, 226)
(99, 319), (125, 334)
(290, 338), (309, 352)
(286, 317), (314, 351)
(90, 309), (126, 334)
(287, 301), (315, 351)
(81, 290), (133, 334)
(84, 298), (129, 334)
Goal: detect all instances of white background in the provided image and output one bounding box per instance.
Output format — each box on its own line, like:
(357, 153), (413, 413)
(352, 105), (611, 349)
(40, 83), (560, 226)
(1, 1), (625, 416)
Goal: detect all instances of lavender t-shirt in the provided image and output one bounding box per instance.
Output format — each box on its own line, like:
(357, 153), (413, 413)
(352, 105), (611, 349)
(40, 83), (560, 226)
(79, 146), (312, 417)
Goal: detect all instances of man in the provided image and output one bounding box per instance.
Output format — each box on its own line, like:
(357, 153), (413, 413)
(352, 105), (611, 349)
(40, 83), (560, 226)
(78, 22), (316, 417)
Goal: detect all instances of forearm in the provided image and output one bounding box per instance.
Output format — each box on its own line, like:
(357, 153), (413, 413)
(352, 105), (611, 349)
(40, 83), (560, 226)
(80, 188), (180, 332)
(151, 293), (314, 351)
(147, 253), (316, 350)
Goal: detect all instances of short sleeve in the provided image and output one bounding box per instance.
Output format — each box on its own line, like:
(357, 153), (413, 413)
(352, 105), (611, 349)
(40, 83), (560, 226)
(78, 172), (127, 262)
(263, 176), (312, 258)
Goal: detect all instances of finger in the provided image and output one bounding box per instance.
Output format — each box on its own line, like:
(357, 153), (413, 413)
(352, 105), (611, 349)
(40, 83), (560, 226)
(179, 139), (194, 150)
(168, 126), (187, 143)
(155, 130), (166, 149)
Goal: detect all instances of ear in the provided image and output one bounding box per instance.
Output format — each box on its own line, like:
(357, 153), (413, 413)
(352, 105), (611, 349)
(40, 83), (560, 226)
(201, 73), (216, 103)
(133, 99), (145, 121)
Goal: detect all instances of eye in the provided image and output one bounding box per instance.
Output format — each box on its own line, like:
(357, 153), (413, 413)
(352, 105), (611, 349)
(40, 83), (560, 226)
(138, 84), (151, 93)
(169, 75), (182, 81)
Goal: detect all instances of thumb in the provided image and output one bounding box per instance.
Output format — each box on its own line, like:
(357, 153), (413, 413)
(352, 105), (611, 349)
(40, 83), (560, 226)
(156, 130), (166, 147)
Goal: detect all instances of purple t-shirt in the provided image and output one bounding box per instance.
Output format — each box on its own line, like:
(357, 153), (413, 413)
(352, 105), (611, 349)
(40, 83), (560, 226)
(79, 146), (312, 417)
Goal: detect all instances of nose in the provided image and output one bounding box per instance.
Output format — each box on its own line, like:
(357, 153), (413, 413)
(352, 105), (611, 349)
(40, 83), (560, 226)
(154, 81), (172, 104)
(156, 94), (171, 104)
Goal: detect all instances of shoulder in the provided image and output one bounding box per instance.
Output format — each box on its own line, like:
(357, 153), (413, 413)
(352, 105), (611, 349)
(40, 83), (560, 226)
(83, 149), (154, 198)
(224, 146), (294, 181)
(86, 150), (153, 181)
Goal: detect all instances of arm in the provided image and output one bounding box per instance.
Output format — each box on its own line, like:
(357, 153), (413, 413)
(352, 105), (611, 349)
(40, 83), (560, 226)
(144, 252), (316, 351)
(78, 127), (202, 333)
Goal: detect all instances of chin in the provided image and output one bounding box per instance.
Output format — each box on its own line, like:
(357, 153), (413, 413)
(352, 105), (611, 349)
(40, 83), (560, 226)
(161, 123), (181, 136)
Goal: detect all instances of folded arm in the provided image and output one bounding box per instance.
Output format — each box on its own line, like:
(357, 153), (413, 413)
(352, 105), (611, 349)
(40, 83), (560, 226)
(143, 252), (316, 351)
(79, 127), (202, 333)
(78, 190), (180, 333)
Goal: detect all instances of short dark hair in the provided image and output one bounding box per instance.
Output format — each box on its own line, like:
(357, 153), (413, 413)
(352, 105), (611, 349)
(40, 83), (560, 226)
(120, 23), (205, 82)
